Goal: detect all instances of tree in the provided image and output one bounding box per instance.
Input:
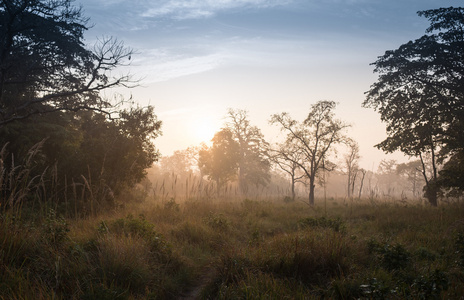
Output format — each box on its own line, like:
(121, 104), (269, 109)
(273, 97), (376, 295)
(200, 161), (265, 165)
(269, 139), (305, 201)
(377, 159), (398, 197)
(344, 141), (360, 199)
(0, 105), (161, 213)
(396, 160), (425, 198)
(436, 151), (464, 197)
(198, 129), (240, 195)
(271, 100), (349, 205)
(160, 149), (196, 179)
(0, 0), (134, 126)
(225, 109), (270, 194)
(363, 7), (464, 206)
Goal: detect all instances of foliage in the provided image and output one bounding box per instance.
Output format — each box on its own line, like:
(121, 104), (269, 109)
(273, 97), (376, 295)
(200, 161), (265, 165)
(1, 198), (464, 299)
(0, 0), (135, 126)
(226, 109), (271, 193)
(203, 212), (230, 231)
(198, 128), (240, 194)
(298, 216), (346, 233)
(367, 239), (411, 271)
(363, 7), (464, 205)
(436, 151), (464, 197)
(0, 106), (161, 214)
(455, 232), (464, 268)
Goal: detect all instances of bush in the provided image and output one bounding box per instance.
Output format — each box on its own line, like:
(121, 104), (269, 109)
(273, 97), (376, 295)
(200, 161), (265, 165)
(298, 216), (346, 233)
(367, 239), (411, 271)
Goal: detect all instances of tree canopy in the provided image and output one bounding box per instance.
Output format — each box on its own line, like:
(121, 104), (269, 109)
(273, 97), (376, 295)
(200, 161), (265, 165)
(225, 109), (271, 193)
(363, 7), (464, 205)
(0, 0), (160, 215)
(198, 128), (240, 194)
(0, 0), (134, 126)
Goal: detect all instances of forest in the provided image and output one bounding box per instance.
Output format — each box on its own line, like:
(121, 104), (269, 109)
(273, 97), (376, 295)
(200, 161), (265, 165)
(1, 1), (464, 299)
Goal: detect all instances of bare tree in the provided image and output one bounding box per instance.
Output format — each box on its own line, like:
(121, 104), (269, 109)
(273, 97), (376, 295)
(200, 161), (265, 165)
(269, 140), (305, 201)
(344, 141), (360, 199)
(271, 101), (350, 205)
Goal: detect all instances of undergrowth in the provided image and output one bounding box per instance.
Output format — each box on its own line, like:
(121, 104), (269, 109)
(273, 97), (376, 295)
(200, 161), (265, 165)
(1, 196), (464, 299)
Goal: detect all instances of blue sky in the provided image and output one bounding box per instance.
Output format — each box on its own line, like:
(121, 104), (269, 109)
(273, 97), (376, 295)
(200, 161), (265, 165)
(77, 0), (458, 168)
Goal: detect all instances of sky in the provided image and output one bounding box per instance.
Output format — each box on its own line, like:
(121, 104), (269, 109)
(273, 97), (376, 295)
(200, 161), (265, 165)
(77, 0), (458, 170)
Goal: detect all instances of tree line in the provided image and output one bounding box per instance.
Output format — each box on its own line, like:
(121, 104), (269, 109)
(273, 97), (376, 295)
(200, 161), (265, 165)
(1, 1), (463, 213)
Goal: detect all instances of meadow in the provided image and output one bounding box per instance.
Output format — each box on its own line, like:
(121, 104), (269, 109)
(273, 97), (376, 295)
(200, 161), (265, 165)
(1, 193), (464, 299)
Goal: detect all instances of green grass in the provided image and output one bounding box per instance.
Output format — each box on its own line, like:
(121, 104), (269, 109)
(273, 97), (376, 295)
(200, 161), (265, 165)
(1, 197), (464, 299)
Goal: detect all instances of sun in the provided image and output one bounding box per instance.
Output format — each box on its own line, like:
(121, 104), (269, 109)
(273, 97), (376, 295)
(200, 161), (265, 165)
(194, 118), (218, 144)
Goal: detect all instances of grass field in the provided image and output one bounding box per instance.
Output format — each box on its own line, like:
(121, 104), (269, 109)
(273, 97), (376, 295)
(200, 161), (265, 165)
(1, 196), (464, 299)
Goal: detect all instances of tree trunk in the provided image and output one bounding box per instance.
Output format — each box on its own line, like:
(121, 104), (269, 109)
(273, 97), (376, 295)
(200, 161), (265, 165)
(358, 170), (366, 199)
(308, 177), (315, 206)
(291, 178), (296, 201)
(425, 183), (438, 207)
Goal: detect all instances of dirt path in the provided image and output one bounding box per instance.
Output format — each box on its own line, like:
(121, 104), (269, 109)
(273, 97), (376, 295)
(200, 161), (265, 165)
(177, 267), (217, 300)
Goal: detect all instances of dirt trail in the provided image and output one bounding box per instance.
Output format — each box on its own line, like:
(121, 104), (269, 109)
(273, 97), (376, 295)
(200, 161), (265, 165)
(177, 268), (217, 300)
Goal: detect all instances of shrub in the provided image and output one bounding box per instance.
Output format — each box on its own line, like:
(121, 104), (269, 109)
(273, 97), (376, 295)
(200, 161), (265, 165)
(367, 239), (411, 271)
(455, 232), (464, 267)
(298, 216), (346, 233)
(203, 212), (230, 231)
(98, 214), (171, 258)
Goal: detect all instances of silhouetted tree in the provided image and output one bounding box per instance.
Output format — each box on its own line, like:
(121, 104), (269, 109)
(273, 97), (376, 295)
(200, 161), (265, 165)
(363, 7), (464, 206)
(436, 151), (464, 197)
(271, 101), (349, 205)
(0, 0), (135, 126)
(226, 109), (270, 194)
(0, 105), (161, 213)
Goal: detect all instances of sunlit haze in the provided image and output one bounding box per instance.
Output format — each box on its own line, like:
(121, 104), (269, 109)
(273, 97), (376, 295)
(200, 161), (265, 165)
(77, 0), (456, 169)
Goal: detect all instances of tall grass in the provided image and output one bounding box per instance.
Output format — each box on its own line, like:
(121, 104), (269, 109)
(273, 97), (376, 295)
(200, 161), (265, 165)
(1, 142), (464, 298)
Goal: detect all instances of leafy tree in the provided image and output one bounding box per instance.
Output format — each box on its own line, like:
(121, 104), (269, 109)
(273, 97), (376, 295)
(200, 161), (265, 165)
(225, 109), (270, 194)
(0, 106), (161, 214)
(271, 101), (349, 205)
(363, 7), (464, 206)
(436, 151), (464, 197)
(159, 149), (196, 179)
(0, 0), (134, 126)
(198, 128), (240, 195)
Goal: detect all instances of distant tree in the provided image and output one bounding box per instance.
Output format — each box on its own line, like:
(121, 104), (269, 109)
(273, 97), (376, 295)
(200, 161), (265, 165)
(396, 160), (425, 198)
(225, 109), (270, 194)
(271, 101), (350, 205)
(0, 0), (135, 126)
(377, 159), (398, 197)
(357, 168), (367, 199)
(363, 7), (464, 206)
(269, 139), (305, 201)
(198, 129), (240, 195)
(344, 141), (360, 199)
(160, 149), (196, 178)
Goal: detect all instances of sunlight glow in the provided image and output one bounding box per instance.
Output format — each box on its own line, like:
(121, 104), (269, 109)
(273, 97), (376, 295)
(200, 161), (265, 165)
(193, 118), (218, 144)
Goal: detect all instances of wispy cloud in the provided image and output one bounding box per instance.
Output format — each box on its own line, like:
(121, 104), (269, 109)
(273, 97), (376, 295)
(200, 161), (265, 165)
(141, 0), (291, 19)
(130, 48), (231, 83)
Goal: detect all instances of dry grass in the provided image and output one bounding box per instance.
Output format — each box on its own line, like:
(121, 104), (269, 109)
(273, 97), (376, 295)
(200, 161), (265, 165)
(1, 174), (464, 299)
